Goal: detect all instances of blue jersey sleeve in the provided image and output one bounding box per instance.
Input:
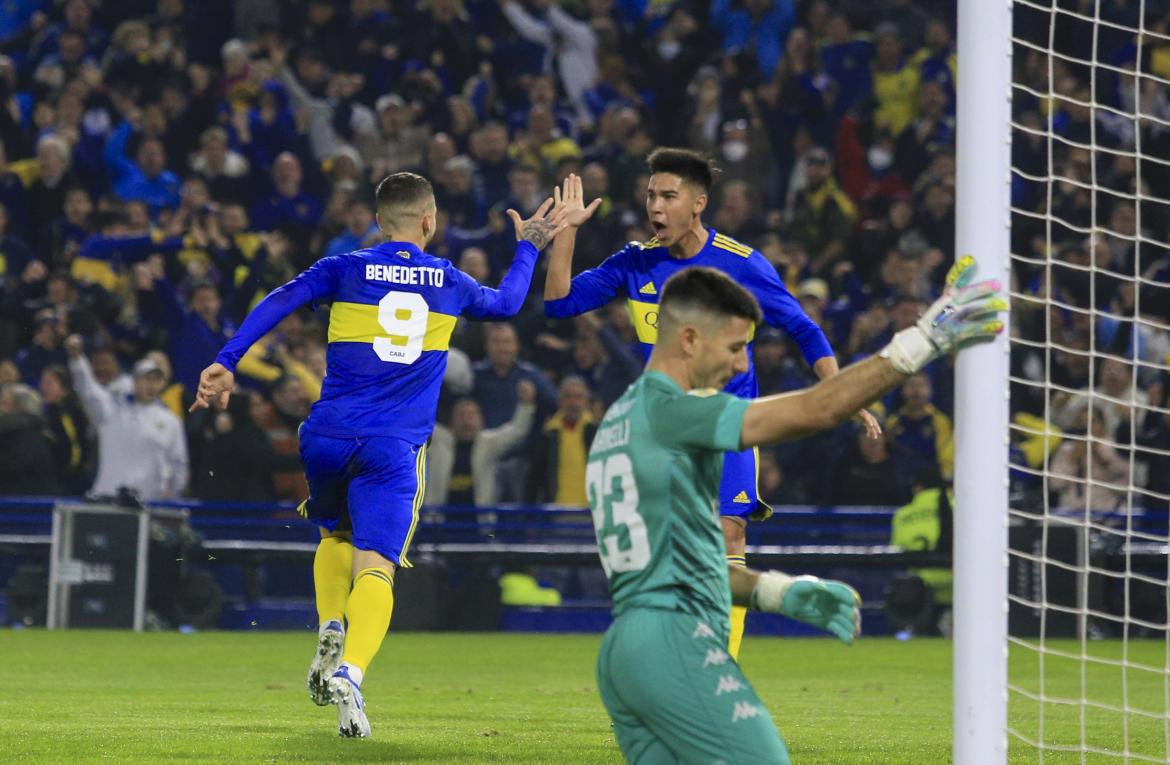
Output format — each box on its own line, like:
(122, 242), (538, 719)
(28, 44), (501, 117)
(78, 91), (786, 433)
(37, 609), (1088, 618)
(544, 246), (629, 318)
(455, 240), (539, 319)
(745, 252), (834, 366)
(214, 256), (342, 372)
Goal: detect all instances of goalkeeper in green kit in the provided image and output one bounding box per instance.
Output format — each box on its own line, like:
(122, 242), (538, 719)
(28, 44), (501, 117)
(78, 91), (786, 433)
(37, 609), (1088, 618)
(587, 257), (1006, 764)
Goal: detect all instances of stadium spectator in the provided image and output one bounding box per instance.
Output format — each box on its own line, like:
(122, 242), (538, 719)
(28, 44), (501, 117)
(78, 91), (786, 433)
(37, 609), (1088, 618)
(885, 372), (954, 481)
(190, 126), (253, 207)
(708, 0), (795, 80)
(0, 381), (56, 494)
(501, 0), (598, 126)
(472, 322), (557, 501)
(65, 335), (188, 500)
(251, 151), (323, 233)
(1049, 404), (1131, 511)
(188, 391), (293, 502)
(323, 196), (378, 258)
(827, 425), (909, 506)
(871, 22), (920, 138)
(103, 118), (182, 213)
(14, 307), (66, 385)
(38, 363), (97, 494)
(426, 380), (536, 506)
(529, 375), (595, 505)
(27, 133), (80, 255)
(261, 374), (311, 502)
(787, 146), (857, 275)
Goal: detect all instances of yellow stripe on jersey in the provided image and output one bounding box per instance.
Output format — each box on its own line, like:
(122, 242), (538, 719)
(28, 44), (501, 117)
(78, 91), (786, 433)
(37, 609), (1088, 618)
(712, 233), (752, 258)
(627, 298), (660, 345)
(327, 301), (458, 351)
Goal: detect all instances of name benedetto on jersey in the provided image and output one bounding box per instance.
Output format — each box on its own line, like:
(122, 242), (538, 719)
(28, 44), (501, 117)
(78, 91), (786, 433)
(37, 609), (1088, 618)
(587, 371), (750, 635)
(214, 238), (539, 445)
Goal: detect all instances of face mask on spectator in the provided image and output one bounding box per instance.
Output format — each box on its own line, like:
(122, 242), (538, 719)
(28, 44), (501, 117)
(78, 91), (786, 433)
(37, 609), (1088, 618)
(721, 140), (748, 163)
(868, 146), (894, 174)
(657, 39), (681, 61)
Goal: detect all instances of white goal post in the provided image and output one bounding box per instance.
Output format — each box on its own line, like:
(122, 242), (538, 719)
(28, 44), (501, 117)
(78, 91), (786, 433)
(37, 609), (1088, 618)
(958, 0), (1170, 762)
(954, 0), (1012, 762)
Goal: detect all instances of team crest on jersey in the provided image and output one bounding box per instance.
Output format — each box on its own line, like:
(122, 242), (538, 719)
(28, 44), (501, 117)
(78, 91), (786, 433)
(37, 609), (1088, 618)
(397, 250), (411, 259)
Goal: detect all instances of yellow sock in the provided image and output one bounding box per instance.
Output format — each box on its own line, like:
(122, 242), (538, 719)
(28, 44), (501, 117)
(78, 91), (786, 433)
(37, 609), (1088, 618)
(314, 536), (354, 626)
(341, 567), (395, 674)
(727, 554), (747, 660)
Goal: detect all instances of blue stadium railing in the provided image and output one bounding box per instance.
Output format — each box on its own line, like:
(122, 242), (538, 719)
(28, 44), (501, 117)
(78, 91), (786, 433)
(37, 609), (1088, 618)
(5, 497), (1162, 633)
(0, 495), (904, 550)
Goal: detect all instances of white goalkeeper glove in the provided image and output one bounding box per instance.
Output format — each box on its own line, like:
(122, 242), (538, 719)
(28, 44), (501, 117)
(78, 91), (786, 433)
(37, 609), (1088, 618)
(881, 255), (1008, 374)
(751, 572), (861, 645)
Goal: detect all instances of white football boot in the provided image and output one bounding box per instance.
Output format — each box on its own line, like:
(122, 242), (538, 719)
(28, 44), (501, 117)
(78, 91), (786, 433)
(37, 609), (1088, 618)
(329, 665), (371, 738)
(306, 620), (344, 706)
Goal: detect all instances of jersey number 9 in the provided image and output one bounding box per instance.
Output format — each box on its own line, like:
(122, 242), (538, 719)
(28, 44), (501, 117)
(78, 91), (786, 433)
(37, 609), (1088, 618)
(374, 290), (429, 365)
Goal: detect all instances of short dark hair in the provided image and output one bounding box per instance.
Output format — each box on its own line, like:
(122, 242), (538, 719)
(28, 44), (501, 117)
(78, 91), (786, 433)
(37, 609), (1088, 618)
(374, 172), (435, 230)
(646, 147), (715, 193)
(659, 267), (762, 328)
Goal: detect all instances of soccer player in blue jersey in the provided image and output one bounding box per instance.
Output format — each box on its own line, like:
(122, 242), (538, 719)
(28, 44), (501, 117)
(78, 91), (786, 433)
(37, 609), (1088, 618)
(189, 172), (568, 738)
(544, 149), (881, 659)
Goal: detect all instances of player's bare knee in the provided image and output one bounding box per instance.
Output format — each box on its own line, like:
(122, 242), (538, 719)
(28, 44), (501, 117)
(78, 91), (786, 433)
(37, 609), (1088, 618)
(721, 516), (747, 555)
(352, 548), (397, 579)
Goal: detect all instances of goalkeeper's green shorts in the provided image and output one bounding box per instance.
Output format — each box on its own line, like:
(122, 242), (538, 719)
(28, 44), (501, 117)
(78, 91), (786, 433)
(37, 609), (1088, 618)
(597, 607), (791, 765)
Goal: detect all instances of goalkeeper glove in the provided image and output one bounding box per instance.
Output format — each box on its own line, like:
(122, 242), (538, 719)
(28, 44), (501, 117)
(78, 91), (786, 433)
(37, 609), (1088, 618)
(751, 572), (861, 645)
(881, 254), (1008, 374)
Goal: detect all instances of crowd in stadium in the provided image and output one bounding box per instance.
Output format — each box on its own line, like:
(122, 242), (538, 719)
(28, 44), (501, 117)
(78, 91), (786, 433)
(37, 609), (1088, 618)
(0, 0), (1165, 514)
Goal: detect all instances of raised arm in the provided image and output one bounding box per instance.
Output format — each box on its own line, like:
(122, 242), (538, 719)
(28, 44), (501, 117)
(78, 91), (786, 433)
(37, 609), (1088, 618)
(460, 198), (569, 319)
(747, 252), (881, 435)
(65, 335), (114, 425)
(190, 257), (341, 411)
(740, 256), (1007, 449)
(544, 173), (602, 304)
(500, 0), (552, 46)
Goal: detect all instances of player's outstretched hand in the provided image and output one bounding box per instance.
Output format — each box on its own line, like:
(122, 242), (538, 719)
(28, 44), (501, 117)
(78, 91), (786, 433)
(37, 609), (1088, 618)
(552, 173), (602, 232)
(882, 254), (1008, 374)
(507, 197), (570, 251)
(778, 576), (862, 646)
(188, 362), (235, 413)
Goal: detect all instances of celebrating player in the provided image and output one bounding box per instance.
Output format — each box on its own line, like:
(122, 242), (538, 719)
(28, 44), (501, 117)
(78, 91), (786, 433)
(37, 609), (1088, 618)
(189, 172), (568, 738)
(588, 260), (1005, 763)
(545, 148), (881, 659)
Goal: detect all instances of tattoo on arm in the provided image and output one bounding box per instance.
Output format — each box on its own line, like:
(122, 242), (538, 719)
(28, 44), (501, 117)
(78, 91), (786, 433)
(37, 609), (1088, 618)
(520, 219), (556, 250)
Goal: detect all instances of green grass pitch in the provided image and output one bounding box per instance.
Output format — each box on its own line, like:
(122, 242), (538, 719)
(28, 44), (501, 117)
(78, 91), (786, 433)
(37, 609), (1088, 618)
(0, 631), (1165, 763)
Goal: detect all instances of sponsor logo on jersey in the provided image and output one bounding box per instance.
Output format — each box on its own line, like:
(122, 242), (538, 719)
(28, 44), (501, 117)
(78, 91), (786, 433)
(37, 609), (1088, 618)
(732, 490), (751, 504)
(638, 281), (657, 295)
(731, 702), (761, 722)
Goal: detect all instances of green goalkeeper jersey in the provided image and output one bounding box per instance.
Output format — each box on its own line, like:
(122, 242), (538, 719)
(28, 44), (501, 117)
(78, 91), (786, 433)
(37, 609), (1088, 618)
(586, 371), (751, 631)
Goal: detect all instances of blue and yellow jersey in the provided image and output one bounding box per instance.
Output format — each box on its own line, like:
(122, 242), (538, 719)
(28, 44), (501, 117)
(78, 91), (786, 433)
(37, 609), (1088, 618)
(216, 239), (540, 443)
(545, 229), (833, 398)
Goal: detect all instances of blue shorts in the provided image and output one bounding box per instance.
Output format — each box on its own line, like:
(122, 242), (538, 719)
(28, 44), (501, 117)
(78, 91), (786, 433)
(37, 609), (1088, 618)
(298, 428), (426, 567)
(719, 446), (772, 521)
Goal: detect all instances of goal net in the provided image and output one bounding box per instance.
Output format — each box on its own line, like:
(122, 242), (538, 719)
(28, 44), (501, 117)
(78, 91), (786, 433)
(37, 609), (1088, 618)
(1006, 0), (1170, 761)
